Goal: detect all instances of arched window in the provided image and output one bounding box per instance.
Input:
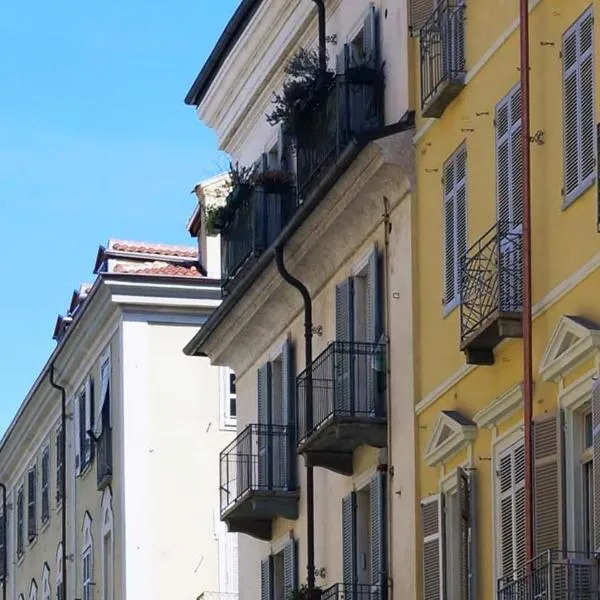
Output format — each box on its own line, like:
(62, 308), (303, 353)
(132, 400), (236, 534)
(101, 488), (114, 600)
(81, 512), (93, 600)
(55, 543), (63, 600)
(18, 594), (24, 600)
(42, 563), (51, 600)
(28, 579), (38, 600)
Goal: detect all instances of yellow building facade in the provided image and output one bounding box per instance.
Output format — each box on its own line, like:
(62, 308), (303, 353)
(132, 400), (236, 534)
(412, 0), (600, 598)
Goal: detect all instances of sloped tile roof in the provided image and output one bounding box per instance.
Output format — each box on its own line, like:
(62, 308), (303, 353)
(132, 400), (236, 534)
(108, 239), (197, 259)
(112, 263), (201, 277)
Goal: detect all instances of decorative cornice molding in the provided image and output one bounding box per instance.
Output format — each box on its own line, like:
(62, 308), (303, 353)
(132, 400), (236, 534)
(424, 411), (476, 467)
(473, 384), (523, 429)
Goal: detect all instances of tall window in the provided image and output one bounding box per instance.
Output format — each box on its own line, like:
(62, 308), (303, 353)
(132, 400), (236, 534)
(41, 447), (50, 524)
(55, 427), (64, 505)
(81, 514), (93, 600)
(56, 544), (64, 600)
(76, 376), (94, 473)
(16, 486), (24, 557)
(579, 409), (594, 553)
(563, 7), (595, 205)
(220, 368), (237, 429)
(27, 465), (37, 542)
(42, 563), (51, 600)
(443, 144), (468, 310)
(101, 488), (114, 600)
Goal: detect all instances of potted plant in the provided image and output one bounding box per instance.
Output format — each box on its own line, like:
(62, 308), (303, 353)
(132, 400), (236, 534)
(227, 162), (257, 206)
(288, 585), (323, 600)
(253, 168), (295, 193)
(204, 203), (232, 236)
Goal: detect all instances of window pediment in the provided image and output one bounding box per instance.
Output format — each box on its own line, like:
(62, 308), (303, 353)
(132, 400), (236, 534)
(539, 316), (600, 382)
(424, 410), (476, 467)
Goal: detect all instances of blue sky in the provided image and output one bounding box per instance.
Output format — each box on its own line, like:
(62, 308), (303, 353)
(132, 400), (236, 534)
(0, 0), (238, 434)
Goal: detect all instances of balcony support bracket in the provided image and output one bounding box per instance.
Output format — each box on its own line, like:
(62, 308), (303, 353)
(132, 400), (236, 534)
(224, 517), (272, 541)
(302, 450), (353, 476)
(465, 348), (495, 366)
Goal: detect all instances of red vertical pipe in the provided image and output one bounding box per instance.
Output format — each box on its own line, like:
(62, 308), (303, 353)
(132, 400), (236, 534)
(519, 0), (534, 563)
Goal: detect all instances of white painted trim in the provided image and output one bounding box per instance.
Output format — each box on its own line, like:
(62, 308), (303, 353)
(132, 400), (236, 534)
(219, 367), (237, 431)
(101, 488), (115, 600)
(353, 465), (377, 492)
(351, 243), (376, 277)
(417, 248), (600, 415)
(271, 529), (294, 555)
(424, 412), (476, 467)
(474, 384), (523, 429)
(560, 369), (596, 410)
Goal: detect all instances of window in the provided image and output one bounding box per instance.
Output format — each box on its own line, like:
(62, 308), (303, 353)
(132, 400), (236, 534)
(101, 488), (114, 600)
(55, 428), (64, 505)
(41, 447), (50, 524)
(96, 348), (113, 488)
(42, 564), (51, 600)
(27, 466), (37, 542)
(76, 376), (94, 473)
(81, 513), (93, 600)
(29, 579), (37, 600)
(260, 539), (297, 600)
(83, 549), (92, 600)
(0, 497), (5, 582)
(342, 5), (378, 70)
(443, 144), (467, 310)
(582, 410), (594, 553)
(563, 7), (595, 205)
(497, 439), (526, 580)
(16, 486), (24, 557)
(56, 544), (64, 600)
(220, 368), (237, 429)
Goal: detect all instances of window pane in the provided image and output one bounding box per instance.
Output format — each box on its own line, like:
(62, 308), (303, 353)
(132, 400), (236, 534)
(584, 411), (593, 449)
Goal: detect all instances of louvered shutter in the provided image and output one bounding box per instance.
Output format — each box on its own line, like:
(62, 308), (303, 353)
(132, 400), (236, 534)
(342, 492), (357, 587)
(282, 339), (296, 489)
(336, 44), (350, 75)
(563, 8), (595, 204)
(457, 468), (471, 600)
(592, 379), (600, 551)
(336, 279), (354, 413)
(74, 393), (81, 473)
(421, 495), (443, 600)
(41, 447), (49, 523)
(336, 279), (354, 342)
(467, 471), (477, 600)
(370, 472), (386, 592)
(85, 375), (95, 464)
(27, 467), (36, 541)
(533, 412), (562, 554)
(0, 502), (5, 580)
(363, 4), (379, 69)
(366, 249), (381, 344)
(258, 364), (271, 426)
(257, 363), (272, 488)
(261, 556), (273, 600)
(455, 149), (468, 298)
(283, 538), (298, 598)
(409, 0), (435, 34)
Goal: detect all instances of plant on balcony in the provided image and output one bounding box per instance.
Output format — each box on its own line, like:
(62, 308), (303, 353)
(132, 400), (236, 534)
(252, 168), (295, 193)
(288, 585), (322, 600)
(266, 48), (332, 134)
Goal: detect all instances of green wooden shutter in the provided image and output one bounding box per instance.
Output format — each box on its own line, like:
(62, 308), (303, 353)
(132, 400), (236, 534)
(370, 472), (387, 592)
(421, 494), (443, 600)
(363, 4), (379, 69)
(533, 412), (562, 554)
(592, 379), (600, 551)
(342, 492), (357, 586)
(283, 539), (298, 598)
(261, 556), (273, 600)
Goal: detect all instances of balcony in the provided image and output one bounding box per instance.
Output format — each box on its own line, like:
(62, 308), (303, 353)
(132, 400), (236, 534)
(221, 185), (299, 295)
(420, 0), (466, 118)
(320, 583), (387, 600)
(497, 551), (600, 600)
(219, 424), (298, 540)
(296, 70), (384, 199)
(296, 342), (387, 476)
(460, 222), (523, 366)
(96, 426), (112, 490)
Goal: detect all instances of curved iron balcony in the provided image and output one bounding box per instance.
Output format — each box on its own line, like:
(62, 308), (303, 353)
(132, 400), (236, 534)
(219, 424), (298, 540)
(460, 221), (523, 365)
(296, 341), (387, 476)
(420, 0), (466, 118)
(497, 550), (600, 600)
(296, 70), (384, 199)
(221, 185), (299, 295)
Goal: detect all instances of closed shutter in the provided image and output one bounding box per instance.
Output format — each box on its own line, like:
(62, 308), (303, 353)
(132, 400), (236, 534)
(74, 393), (81, 473)
(496, 85), (522, 228)
(443, 145), (468, 307)
(336, 279), (355, 413)
(257, 363), (272, 488)
(258, 363), (271, 426)
(282, 339), (296, 489)
(85, 375), (95, 464)
(261, 556), (273, 600)
(27, 467), (36, 541)
(421, 494), (443, 600)
(467, 471), (477, 600)
(457, 468), (471, 600)
(370, 471), (387, 590)
(0, 501), (5, 580)
(366, 249), (382, 344)
(342, 492), (357, 586)
(41, 447), (49, 523)
(79, 388), (86, 469)
(533, 412), (562, 554)
(592, 379), (600, 551)
(363, 4), (379, 69)
(563, 8), (595, 204)
(16, 488), (23, 555)
(336, 278), (354, 342)
(498, 440), (526, 579)
(56, 428), (64, 503)
(283, 538), (298, 599)
(409, 0), (435, 34)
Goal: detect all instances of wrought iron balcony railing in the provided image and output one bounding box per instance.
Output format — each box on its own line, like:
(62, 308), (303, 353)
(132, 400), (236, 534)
(420, 0), (466, 118)
(219, 424), (296, 517)
(320, 583), (387, 600)
(221, 185), (299, 294)
(96, 426), (112, 490)
(497, 551), (600, 600)
(296, 71), (384, 199)
(459, 221), (523, 364)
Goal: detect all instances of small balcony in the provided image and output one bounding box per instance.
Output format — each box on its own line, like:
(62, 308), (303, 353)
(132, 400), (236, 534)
(219, 424), (298, 541)
(420, 0), (466, 118)
(296, 70), (384, 199)
(296, 342), (387, 476)
(221, 185), (299, 295)
(320, 583), (387, 600)
(460, 221), (523, 366)
(497, 551), (600, 600)
(96, 426), (112, 490)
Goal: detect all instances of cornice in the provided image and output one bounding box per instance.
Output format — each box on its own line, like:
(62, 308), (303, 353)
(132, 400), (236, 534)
(473, 383), (523, 429)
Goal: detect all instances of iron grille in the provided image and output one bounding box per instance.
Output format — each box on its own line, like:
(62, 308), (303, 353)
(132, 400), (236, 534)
(221, 185), (299, 294)
(296, 341), (386, 444)
(295, 71), (384, 199)
(460, 221), (523, 344)
(497, 551), (600, 600)
(420, 0), (466, 112)
(319, 583), (387, 600)
(219, 424), (295, 516)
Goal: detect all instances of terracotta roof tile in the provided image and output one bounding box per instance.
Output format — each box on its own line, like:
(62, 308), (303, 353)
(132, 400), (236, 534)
(112, 263), (202, 277)
(108, 239), (197, 259)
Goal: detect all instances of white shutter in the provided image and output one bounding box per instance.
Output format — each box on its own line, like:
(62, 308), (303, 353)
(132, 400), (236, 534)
(443, 145), (468, 307)
(563, 8), (595, 204)
(421, 494), (443, 600)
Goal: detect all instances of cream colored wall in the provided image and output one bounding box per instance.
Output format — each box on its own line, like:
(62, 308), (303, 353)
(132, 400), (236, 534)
(121, 317), (234, 599)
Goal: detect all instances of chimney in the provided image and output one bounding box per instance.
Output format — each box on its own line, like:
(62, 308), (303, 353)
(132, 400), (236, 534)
(188, 183), (208, 276)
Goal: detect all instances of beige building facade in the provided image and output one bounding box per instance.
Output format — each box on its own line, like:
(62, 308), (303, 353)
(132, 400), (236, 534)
(0, 239), (238, 600)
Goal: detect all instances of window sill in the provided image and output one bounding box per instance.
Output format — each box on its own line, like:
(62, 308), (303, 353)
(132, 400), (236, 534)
(562, 177), (594, 211)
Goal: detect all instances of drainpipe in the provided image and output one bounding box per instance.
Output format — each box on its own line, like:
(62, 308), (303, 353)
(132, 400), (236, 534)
(519, 0), (534, 564)
(274, 245), (316, 597)
(49, 364), (68, 598)
(0, 483), (5, 600)
(311, 0), (327, 74)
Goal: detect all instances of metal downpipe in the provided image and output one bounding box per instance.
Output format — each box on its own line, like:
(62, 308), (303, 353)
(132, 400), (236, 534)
(274, 245), (316, 596)
(519, 0), (534, 564)
(49, 364), (68, 599)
